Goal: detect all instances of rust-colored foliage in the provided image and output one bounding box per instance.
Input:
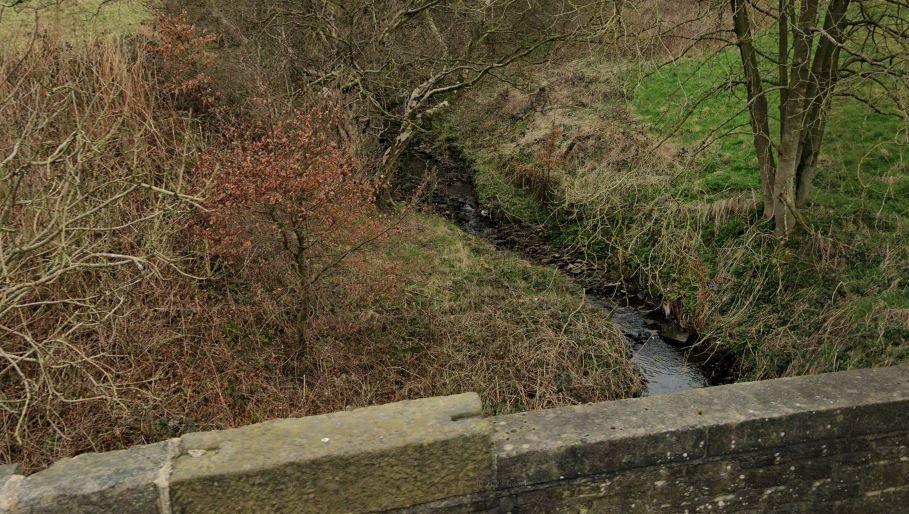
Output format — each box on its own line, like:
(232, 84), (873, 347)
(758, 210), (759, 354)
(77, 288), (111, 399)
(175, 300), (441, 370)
(194, 107), (383, 287)
(145, 11), (220, 113)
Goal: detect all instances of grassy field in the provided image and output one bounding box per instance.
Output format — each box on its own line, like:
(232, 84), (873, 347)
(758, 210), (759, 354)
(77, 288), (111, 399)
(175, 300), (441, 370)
(630, 24), (909, 314)
(372, 214), (643, 412)
(633, 33), (909, 218)
(0, 0), (148, 46)
(438, 42), (909, 379)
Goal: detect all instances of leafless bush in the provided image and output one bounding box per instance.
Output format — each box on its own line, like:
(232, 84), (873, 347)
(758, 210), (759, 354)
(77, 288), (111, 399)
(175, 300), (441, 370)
(508, 128), (564, 204)
(167, 0), (629, 186)
(0, 37), (201, 467)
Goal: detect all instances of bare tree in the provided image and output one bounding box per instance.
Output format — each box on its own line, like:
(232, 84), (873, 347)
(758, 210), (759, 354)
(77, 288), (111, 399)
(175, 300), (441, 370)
(1, 39), (200, 447)
(728, 0), (908, 235)
(177, 0), (620, 185)
(638, 1), (908, 235)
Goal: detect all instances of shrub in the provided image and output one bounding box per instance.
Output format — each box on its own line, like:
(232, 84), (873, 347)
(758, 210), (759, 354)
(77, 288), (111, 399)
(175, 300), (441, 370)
(0, 36), (201, 470)
(145, 10), (220, 115)
(0, 32), (394, 472)
(509, 128), (563, 204)
(192, 107), (391, 339)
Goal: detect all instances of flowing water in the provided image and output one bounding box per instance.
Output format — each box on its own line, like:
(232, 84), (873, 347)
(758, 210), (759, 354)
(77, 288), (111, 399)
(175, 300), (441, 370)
(585, 296), (709, 395)
(405, 146), (720, 396)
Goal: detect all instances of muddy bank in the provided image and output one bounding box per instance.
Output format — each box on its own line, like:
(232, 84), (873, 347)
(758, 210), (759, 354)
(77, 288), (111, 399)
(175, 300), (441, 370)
(402, 144), (735, 395)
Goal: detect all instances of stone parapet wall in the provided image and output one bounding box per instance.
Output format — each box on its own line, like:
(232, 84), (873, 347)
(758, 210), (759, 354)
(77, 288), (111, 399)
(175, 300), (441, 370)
(1, 394), (490, 513)
(2, 366), (908, 512)
(466, 364), (909, 512)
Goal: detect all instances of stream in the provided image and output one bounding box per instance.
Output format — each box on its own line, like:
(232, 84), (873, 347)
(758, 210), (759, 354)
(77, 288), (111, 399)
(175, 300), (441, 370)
(405, 145), (723, 396)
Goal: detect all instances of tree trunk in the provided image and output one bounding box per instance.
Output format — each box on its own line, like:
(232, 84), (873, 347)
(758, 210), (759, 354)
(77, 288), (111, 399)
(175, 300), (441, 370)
(379, 122), (416, 184)
(773, 137), (799, 234)
(731, 0), (776, 218)
(778, 0), (790, 132)
(794, 113), (827, 207)
(795, 0), (851, 207)
(774, 0), (820, 235)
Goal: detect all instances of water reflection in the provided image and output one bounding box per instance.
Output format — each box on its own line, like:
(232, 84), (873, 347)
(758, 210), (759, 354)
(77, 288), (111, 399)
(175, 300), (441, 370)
(586, 297), (710, 396)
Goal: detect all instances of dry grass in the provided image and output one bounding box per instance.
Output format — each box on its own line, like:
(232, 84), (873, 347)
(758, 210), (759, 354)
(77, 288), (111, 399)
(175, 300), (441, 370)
(441, 47), (909, 382)
(0, 36), (203, 472)
(384, 215), (642, 412)
(608, 0), (728, 59)
(1, 31), (642, 473)
(683, 194), (762, 225)
(887, 309), (909, 330)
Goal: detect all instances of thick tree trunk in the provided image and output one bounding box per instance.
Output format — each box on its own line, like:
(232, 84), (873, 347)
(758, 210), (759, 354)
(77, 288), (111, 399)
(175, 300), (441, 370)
(774, 0), (820, 235)
(794, 113), (827, 207)
(773, 135), (799, 234)
(795, 0), (851, 207)
(778, 0), (790, 131)
(731, 0), (776, 218)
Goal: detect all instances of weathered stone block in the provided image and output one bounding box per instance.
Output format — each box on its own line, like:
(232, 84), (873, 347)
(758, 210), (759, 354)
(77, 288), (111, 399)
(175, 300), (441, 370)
(700, 366), (909, 456)
(169, 393), (492, 513)
(0, 465), (18, 487)
(494, 366), (909, 492)
(0, 464), (23, 512)
(4, 441), (170, 514)
(493, 392), (718, 487)
(3, 367), (908, 513)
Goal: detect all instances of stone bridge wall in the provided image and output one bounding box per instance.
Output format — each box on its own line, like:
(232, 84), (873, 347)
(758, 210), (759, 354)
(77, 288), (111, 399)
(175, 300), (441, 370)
(2, 366), (908, 513)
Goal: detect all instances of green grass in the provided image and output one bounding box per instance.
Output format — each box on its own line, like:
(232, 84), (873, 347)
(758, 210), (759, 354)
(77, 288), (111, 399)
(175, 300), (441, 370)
(632, 28), (908, 217)
(631, 22), (909, 316)
(371, 213), (643, 410)
(438, 35), (908, 379)
(0, 0), (149, 46)
(634, 49), (763, 194)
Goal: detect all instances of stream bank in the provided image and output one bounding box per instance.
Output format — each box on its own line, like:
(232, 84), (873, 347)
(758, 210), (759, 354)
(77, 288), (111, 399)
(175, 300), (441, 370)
(402, 144), (735, 395)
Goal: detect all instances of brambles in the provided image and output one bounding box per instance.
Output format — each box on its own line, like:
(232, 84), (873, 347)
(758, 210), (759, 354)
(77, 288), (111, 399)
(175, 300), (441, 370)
(145, 11), (220, 114)
(169, 0), (621, 188)
(509, 128), (563, 204)
(0, 36), (201, 469)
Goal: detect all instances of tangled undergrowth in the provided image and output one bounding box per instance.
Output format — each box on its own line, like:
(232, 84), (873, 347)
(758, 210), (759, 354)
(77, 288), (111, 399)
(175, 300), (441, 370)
(0, 12), (640, 472)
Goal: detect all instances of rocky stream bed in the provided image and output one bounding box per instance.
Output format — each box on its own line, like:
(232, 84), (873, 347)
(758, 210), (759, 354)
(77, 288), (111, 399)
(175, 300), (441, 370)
(403, 144), (735, 395)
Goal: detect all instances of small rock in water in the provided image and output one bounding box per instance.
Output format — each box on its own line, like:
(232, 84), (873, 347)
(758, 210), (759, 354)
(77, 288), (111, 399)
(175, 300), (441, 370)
(662, 325), (691, 343)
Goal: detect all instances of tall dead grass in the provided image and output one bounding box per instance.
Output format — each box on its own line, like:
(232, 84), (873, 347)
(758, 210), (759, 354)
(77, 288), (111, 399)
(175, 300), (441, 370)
(0, 36), (203, 471)
(1, 29), (642, 472)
